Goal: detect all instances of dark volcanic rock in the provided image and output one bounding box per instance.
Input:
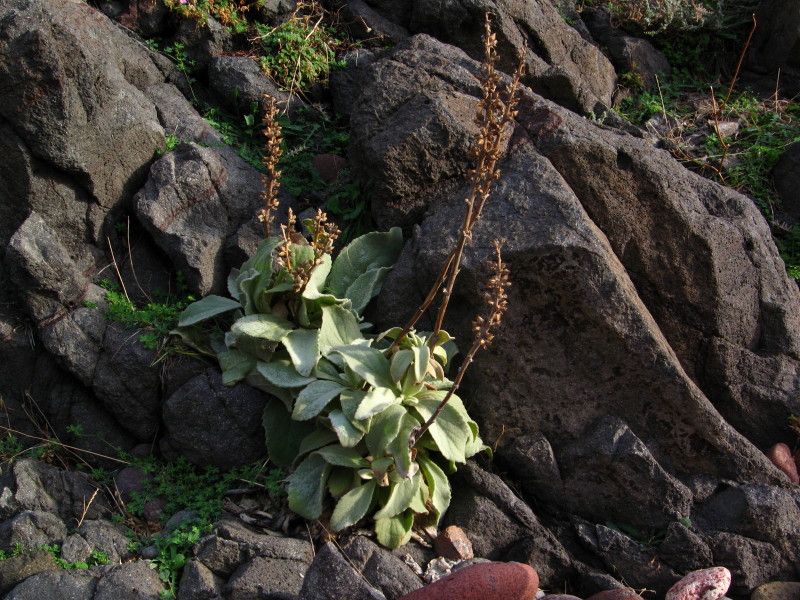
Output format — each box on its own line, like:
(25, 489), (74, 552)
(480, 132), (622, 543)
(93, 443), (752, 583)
(162, 369), (270, 468)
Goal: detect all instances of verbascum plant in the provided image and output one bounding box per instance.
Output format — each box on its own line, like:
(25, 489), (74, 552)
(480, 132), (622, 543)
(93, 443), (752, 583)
(176, 15), (522, 548)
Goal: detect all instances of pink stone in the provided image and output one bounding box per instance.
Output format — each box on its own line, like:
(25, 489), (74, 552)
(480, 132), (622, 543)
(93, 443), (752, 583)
(396, 561), (539, 600)
(766, 443), (799, 484)
(586, 589), (646, 600)
(434, 525), (474, 560)
(665, 567), (731, 600)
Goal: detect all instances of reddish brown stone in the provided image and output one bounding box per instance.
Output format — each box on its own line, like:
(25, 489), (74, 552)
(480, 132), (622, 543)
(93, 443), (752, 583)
(396, 561), (538, 600)
(311, 154), (347, 183)
(586, 589), (646, 600)
(766, 443), (799, 484)
(434, 525), (474, 560)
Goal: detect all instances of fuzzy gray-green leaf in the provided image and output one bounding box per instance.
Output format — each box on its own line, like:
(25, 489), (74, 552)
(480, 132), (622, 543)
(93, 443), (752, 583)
(179, 295), (242, 327)
(292, 380), (347, 420)
(319, 305), (362, 355)
(330, 480), (377, 532)
(354, 386), (399, 420)
(232, 314), (295, 341)
(365, 405), (406, 458)
(418, 455), (451, 522)
(413, 394), (471, 463)
(283, 328), (320, 376)
(373, 472), (422, 520)
(329, 227), (403, 298)
(315, 445), (369, 468)
(334, 345), (395, 390)
(390, 350), (413, 383)
(256, 360), (316, 388)
(328, 409), (364, 447)
(343, 266), (393, 315)
(374, 511), (414, 549)
(217, 349), (255, 385)
(288, 454), (330, 519)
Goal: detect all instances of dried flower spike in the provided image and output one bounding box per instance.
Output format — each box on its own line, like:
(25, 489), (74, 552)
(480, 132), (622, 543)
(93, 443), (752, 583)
(258, 95), (283, 237)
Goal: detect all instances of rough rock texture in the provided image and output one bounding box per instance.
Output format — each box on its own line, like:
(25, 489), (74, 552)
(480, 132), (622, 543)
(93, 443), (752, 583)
(134, 142), (261, 296)
(0, 459), (111, 524)
(0, 0), (164, 214)
(665, 567), (731, 600)
(773, 141), (800, 219)
(746, 0), (800, 96)
(299, 542), (386, 600)
(342, 535), (425, 600)
(162, 369), (270, 468)
(406, 0), (616, 113)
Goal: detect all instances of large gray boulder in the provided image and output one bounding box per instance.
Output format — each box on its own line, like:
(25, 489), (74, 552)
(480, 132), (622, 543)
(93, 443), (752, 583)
(0, 0), (165, 218)
(362, 34), (800, 588)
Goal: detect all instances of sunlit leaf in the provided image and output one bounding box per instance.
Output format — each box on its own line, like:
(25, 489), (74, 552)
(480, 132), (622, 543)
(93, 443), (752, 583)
(334, 345), (394, 390)
(328, 409), (364, 447)
(343, 266), (393, 315)
(283, 328), (320, 376)
(365, 405), (406, 458)
(232, 313), (294, 341)
(292, 380), (347, 420)
(413, 394), (471, 463)
(329, 227), (403, 298)
(374, 510), (414, 549)
(256, 359), (316, 388)
(374, 471), (422, 520)
(178, 295), (241, 327)
(354, 386), (399, 420)
(330, 480), (377, 531)
(418, 454), (451, 522)
(314, 445), (369, 468)
(390, 349), (413, 383)
(319, 304), (361, 355)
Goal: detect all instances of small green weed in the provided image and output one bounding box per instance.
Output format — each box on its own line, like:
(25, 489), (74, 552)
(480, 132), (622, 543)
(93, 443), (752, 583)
(99, 274), (196, 357)
(204, 102), (266, 170)
(162, 0), (252, 33)
(0, 543), (110, 570)
(255, 7), (345, 93)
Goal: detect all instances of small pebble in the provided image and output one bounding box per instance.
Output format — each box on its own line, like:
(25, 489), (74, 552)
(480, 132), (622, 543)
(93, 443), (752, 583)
(311, 153), (347, 183)
(397, 561), (539, 600)
(115, 467), (147, 504)
(540, 595), (582, 600)
(665, 567), (731, 600)
(751, 581), (800, 600)
(766, 443), (799, 484)
(435, 525), (474, 560)
(586, 590), (646, 600)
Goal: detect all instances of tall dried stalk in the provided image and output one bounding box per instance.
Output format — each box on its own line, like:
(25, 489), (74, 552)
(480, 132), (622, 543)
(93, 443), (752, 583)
(410, 240), (511, 446)
(257, 95), (283, 237)
(389, 14), (524, 353)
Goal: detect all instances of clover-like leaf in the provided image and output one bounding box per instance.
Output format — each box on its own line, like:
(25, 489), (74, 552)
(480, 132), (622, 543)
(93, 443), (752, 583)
(292, 380), (347, 420)
(178, 295), (241, 327)
(288, 454), (331, 519)
(330, 479), (377, 532)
